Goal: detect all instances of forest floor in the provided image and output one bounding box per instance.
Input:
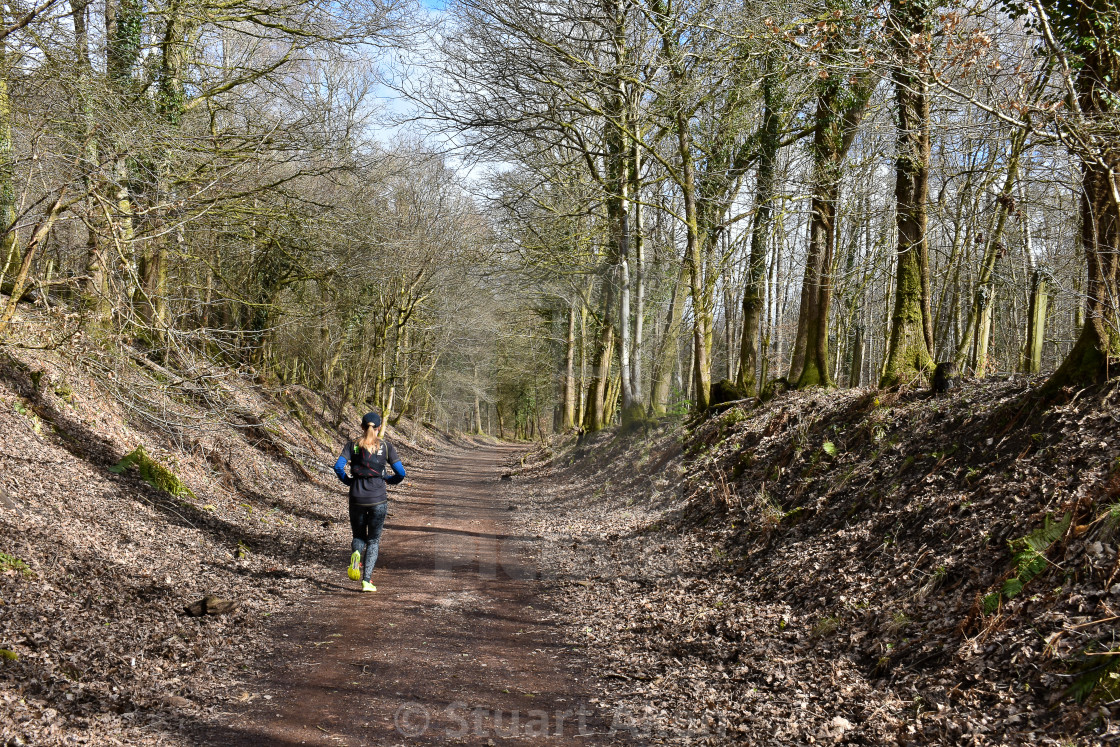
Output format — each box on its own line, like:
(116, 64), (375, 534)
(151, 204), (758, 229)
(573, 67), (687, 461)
(0, 319), (621, 746)
(504, 378), (1120, 746)
(5, 311), (1120, 746)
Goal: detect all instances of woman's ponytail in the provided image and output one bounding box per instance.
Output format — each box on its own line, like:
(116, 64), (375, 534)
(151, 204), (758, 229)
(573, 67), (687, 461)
(357, 423), (381, 454)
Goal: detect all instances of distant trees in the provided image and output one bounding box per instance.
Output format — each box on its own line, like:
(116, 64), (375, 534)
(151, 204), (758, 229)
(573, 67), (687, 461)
(418, 0), (1118, 429)
(2, 0), (1118, 438)
(1031, 0), (1120, 387)
(0, 0), (516, 432)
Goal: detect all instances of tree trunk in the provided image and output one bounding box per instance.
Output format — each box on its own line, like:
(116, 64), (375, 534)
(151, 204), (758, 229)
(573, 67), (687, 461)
(0, 192), (67, 333)
(0, 30), (20, 293)
(837, 209), (863, 386)
(953, 131), (1027, 372)
(724, 264), (735, 381)
(562, 300), (577, 430)
(975, 288), (995, 376)
(792, 59), (876, 389)
(577, 299), (588, 427)
(473, 379), (483, 435)
(135, 0), (198, 334)
(881, 3), (934, 388)
(104, 0), (143, 322)
(603, 364), (622, 425)
(1046, 28), (1120, 389)
(850, 323), (865, 387)
(1023, 268), (1050, 374)
(790, 183), (837, 387)
(650, 260), (687, 415)
(1047, 154), (1120, 386)
(631, 136), (645, 403)
(617, 216), (634, 412)
(584, 283), (616, 431)
(685, 330), (695, 404)
(737, 61), (781, 397)
(673, 106), (713, 411)
(70, 0), (112, 330)
(137, 238), (167, 331)
(605, 0), (635, 416)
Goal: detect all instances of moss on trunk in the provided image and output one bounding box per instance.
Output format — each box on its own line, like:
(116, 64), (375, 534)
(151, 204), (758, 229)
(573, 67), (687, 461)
(881, 243), (934, 388)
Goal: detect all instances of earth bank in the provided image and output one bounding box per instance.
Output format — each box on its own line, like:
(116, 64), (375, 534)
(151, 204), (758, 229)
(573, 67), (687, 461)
(504, 378), (1120, 745)
(0, 329), (474, 745)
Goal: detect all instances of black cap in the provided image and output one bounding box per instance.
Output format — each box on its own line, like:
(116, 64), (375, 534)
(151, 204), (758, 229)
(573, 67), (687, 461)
(361, 412), (382, 428)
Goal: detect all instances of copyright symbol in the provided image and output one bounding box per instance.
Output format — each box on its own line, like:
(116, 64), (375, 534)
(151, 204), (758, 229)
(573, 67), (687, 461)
(394, 702), (430, 737)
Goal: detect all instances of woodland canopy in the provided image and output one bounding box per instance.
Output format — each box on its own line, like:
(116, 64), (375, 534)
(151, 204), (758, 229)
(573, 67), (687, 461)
(1, 0), (1118, 435)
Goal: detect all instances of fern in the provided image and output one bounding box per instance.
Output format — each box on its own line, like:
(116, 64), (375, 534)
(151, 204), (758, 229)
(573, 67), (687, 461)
(1000, 578), (1024, 599)
(1102, 502), (1120, 541)
(984, 512), (1070, 612)
(982, 593), (1001, 615)
(1066, 649), (1120, 703)
(1009, 512), (1071, 589)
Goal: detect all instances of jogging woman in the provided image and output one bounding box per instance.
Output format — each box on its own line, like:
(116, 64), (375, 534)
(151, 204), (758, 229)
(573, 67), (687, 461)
(333, 412), (406, 591)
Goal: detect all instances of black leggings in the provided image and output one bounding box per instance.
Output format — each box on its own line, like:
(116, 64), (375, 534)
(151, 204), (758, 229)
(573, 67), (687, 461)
(349, 501), (387, 582)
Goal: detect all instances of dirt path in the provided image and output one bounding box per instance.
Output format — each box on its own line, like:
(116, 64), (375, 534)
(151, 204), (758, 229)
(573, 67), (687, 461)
(200, 444), (618, 746)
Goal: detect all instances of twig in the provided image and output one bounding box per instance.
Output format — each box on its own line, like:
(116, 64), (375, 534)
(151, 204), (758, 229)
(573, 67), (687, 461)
(1068, 616), (1120, 631)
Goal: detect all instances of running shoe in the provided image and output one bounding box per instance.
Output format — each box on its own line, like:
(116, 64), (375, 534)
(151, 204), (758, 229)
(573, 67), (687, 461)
(347, 551), (361, 581)
(362, 581), (376, 592)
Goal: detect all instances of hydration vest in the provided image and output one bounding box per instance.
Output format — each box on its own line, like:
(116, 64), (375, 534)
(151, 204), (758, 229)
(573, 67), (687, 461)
(349, 441), (387, 479)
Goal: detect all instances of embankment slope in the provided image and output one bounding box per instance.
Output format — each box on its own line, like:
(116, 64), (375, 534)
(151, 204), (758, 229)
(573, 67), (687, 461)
(509, 379), (1120, 745)
(0, 332), (454, 745)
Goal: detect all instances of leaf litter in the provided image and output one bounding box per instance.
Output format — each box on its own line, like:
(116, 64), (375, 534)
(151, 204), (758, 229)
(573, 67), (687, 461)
(0, 327), (462, 746)
(4, 307), (1120, 746)
(504, 379), (1120, 745)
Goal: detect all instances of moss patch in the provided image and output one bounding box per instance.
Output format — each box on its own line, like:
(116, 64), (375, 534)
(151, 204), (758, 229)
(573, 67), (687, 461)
(109, 446), (196, 500)
(0, 551), (32, 577)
